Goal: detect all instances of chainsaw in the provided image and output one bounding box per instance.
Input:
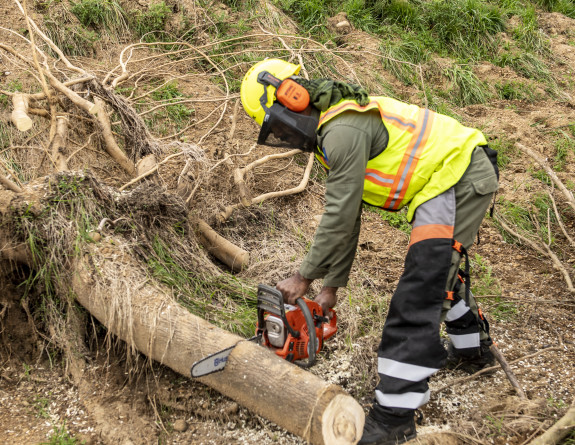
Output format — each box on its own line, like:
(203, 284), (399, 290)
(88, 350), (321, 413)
(191, 284), (337, 377)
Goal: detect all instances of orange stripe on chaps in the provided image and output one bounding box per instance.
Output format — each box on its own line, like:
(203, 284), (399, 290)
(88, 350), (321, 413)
(409, 224), (454, 247)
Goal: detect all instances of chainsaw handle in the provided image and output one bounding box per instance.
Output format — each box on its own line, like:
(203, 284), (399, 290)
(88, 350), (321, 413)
(294, 298), (317, 368)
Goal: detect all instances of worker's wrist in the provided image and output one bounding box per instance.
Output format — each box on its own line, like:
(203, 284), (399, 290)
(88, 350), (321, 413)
(295, 271), (313, 287)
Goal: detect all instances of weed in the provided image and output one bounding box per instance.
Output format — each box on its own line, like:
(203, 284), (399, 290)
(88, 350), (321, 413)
(0, 121), (10, 150)
(71, 0), (127, 31)
(552, 131), (575, 171)
(365, 205), (411, 235)
(2, 79), (23, 92)
(471, 254), (501, 297)
(34, 395), (51, 419)
(485, 414), (505, 437)
(43, 18), (98, 57)
(219, 0), (257, 11)
(444, 64), (490, 106)
(495, 80), (539, 102)
(546, 395), (567, 409)
(129, 1), (171, 41)
(489, 136), (517, 169)
(41, 423), (83, 445)
(380, 36), (429, 86)
(144, 81), (194, 135)
(490, 299), (519, 321)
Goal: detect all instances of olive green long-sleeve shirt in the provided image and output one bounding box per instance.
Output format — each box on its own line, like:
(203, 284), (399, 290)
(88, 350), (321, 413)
(299, 110), (389, 287)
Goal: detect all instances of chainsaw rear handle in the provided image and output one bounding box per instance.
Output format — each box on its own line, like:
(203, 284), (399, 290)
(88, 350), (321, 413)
(256, 284), (300, 339)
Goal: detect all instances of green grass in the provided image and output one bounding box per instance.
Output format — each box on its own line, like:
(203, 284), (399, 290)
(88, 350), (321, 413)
(129, 1), (171, 41)
(33, 395), (51, 419)
(489, 135), (518, 169)
(380, 36), (430, 86)
(534, 0), (575, 18)
(369, 0), (506, 59)
(471, 253), (502, 297)
(365, 205), (411, 235)
(496, 193), (558, 247)
(41, 423), (83, 445)
(142, 81), (194, 136)
(43, 18), (98, 57)
(472, 252), (519, 321)
(551, 130), (575, 171)
(0, 121), (10, 151)
(444, 64), (491, 106)
(495, 80), (540, 101)
(513, 4), (550, 54)
(71, 0), (126, 31)
(147, 237), (258, 336)
(494, 51), (555, 90)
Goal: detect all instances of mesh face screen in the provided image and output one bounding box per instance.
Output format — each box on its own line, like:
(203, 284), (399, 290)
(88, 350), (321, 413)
(257, 103), (318, 152)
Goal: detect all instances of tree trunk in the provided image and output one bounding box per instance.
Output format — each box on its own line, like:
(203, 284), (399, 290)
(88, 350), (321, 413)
(71, 240), (364, 445)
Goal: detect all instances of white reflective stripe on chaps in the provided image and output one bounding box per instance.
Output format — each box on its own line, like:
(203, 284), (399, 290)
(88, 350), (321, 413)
(378, 358), (438, 382)
(375, 389), (431, 410)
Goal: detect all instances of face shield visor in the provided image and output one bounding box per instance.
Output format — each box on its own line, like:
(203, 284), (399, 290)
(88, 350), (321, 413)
(257, 102), (319, 152)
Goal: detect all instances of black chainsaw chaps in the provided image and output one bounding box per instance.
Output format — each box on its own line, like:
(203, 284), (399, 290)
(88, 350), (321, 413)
(375, 237), (453, 415)
(378, 237), (452, 368)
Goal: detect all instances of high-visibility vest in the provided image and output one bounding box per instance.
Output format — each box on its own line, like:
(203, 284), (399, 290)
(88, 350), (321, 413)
(315, 97), (487, 222)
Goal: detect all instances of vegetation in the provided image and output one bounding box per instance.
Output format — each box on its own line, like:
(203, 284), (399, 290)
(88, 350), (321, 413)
(41, 423), (83, 445)
(70, 0), (126, 31)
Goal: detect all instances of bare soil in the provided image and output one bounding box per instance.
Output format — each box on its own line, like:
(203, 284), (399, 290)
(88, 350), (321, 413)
(1, 2), (575, 445)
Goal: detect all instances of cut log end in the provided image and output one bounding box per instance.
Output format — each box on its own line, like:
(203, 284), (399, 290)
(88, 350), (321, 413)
(11, 93), (33, 132)
(321, 394), (365, 445)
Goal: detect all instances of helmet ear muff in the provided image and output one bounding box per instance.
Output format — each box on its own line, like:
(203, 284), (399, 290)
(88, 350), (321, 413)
(276, 78), (310, 112)
(257, 71), (310, 113)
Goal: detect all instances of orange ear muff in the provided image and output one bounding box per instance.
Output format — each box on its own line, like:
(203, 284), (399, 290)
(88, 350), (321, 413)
(276, 79), (310, 112)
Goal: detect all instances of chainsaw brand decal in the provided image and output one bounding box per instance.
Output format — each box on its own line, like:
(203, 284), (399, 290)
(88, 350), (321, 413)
(213, 356), (228, 367)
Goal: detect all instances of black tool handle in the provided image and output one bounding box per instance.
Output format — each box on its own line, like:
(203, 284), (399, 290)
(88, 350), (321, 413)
(294, 298), (317, 368)
(256, 284), (300, 339)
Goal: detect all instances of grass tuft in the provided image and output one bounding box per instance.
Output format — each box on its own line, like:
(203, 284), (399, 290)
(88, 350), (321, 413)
(71, 0), (127, 32)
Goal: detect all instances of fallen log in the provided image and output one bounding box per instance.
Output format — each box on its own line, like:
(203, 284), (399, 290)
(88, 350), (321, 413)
(194, 218), (250, 272)
(72, 240), (364, 445)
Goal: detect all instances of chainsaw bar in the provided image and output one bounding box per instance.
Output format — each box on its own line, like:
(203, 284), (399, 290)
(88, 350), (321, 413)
(191, 335), (259, 378)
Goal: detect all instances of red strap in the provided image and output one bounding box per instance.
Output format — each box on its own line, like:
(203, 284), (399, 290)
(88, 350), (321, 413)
(446, 291), (455, 301)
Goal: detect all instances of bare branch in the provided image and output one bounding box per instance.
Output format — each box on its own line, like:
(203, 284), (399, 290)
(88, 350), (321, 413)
(517, 143), (575, 212)
(219, 152), (314, 222)
(495, 213), (574, 293)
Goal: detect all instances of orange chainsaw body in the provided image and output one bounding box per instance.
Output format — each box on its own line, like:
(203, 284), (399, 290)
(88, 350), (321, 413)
(256, 285), (337, 366)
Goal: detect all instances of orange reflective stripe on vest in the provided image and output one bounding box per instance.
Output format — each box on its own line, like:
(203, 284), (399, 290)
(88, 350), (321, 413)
(382, 108), (435, 210)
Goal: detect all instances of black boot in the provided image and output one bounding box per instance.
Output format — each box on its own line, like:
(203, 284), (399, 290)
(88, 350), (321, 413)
(445, 339), (495, 373)
(358, 404), (417, 445)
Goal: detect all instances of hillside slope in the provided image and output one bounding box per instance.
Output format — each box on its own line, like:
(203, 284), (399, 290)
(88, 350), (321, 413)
(1, 0), (574, 444)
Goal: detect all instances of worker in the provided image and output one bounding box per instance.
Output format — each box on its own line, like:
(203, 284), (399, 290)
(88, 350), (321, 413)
(240, 59), (499, 445)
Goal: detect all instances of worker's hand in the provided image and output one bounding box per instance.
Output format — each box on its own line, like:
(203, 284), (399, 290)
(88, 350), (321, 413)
(314, 286), (338, 319)
(276, 271), (313, 305)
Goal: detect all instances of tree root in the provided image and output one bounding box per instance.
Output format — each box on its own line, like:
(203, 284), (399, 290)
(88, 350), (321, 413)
(219, 151), (314, 222)
(526, 399), (575, 445)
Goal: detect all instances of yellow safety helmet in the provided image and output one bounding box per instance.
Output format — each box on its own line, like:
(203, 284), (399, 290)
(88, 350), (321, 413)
(241, 59), (301, 126)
